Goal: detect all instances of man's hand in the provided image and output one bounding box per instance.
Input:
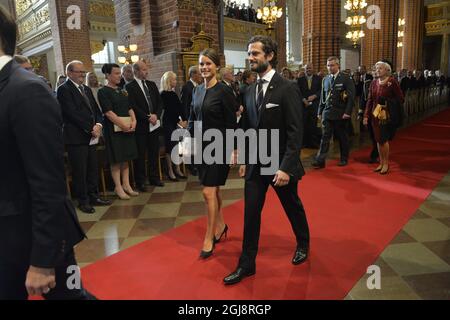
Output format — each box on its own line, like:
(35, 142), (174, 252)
(363, 117), (368, 126)
(342, 113), (351, 120)
(230, 149), (239, 166)
(239, 165), (246, 178)
(178, 120), (187, 128)
(273, 170), (290, 187)
(307, 95), (317, 102)
(149, 114), (158, 125)
(317, 114), (322, 121)
(91, 124), (102, 138)
(25, 266), (56, 296)
(303, 99), (309, 107)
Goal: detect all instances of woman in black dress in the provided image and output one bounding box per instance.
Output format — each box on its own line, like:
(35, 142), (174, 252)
(160, 71), (188, 181)
(189, 49), (238, 258)
(98, 63), (139, 200)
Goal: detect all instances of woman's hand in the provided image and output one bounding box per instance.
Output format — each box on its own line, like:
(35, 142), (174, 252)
(363, 117), (368, 126)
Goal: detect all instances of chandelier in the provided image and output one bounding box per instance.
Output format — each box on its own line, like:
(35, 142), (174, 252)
(117, 35), (139, 65)
(344, 0), (368, 47)
(257, 0), (283, 34)
(397, 18), (405, 48)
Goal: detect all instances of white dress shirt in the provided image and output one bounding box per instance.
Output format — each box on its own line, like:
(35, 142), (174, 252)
(0, 55), (13, 72)
(255, 68), (276, 101)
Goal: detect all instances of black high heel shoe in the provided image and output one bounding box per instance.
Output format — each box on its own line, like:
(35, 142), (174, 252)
(200, 239), (215, 259)
(214, 224), (228, 244)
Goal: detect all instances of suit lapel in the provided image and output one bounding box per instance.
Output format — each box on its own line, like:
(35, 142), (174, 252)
(246, 83), (257, 128)
(67, 80), (93, 113)
(258, 72), (281, 126)
(194, 84), (207, 121)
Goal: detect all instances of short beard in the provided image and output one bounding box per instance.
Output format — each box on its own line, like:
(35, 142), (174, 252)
(251, 61), (270, 74)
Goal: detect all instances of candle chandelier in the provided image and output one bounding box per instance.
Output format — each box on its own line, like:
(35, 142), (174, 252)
(397, 18), (405, 48)
(117, 35), (139, 65)
(344, 0), (368, 47)
(257, 0), (283, 34)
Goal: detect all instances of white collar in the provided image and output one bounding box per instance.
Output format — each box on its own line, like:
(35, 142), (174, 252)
(257, 68), (276, 83)
(69, 78), (83, 90)
(190, 79), (198, 87)
(331, 71), (340, 79)
(0, 55), (13, 73)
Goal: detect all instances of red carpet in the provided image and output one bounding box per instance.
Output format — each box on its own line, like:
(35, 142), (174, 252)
(81, 108), (450, 300)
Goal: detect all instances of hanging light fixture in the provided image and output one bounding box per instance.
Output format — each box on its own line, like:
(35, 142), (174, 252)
(117, 35), (139, 65)
(257, 0), (283, 35)
(344, 0), (368, 47)
(397, 18), (405, 48)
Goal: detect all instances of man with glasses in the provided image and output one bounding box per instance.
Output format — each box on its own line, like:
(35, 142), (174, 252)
(57, 60), (111, 214)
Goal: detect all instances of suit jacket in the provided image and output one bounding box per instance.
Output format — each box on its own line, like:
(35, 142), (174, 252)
(126, 79), (164, 134)
(180, 80), (195, 119)
(319, 72), (356, 121)
(57, 80), (102, 145)
(0, 61), (85, 267)
(361, 73), (373, 101)
(241, 72), (305, 180)
(297, 75), (322, 109)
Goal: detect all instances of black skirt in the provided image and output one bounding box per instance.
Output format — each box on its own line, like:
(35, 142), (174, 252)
(198, 163), (230, 187)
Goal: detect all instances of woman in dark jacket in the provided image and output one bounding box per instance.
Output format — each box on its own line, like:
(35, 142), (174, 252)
(188, 48), (238, 259)
(160, 71), (188, 181)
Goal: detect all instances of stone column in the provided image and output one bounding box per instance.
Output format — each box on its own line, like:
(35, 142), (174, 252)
(441, 33), (449, 75)
(397, 0), (424, 70)
(302, 0), (340, 73)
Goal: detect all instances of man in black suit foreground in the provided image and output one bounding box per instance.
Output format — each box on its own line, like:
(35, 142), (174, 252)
(0, 6), (94, 299)
(224, 36), (310, 285)
(312, 56), (356, 168)
(57, 61), (111, 213)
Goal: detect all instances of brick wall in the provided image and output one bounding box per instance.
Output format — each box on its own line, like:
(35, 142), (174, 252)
(48, 0), (93, 75)
(302, 0), (341, 73)
(361, 0), (399, 71)
(114, 0), (220, 87)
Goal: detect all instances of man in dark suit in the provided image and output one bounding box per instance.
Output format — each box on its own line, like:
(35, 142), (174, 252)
(224, 36), (310, 285)
(57, 61), (111, 214)
(181, 66), (202, 176)
(312, 56), (356, 168)
(126, 60), (165, 190)
(358, 65), (377, 163)
(297, 63), (322, 148)
(0, 6), (94, 299)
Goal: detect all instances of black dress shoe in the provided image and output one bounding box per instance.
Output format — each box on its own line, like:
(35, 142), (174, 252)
(223, 267), (256, 285)
(292, 247), (309, 265)
(136, 184), (147, 192)
(149, 180), (164, 187)
(311, 160), (325, 169)
(78, 204), (95, 214)
(90, 198), (112, 206)
(338, 160), (348, 166)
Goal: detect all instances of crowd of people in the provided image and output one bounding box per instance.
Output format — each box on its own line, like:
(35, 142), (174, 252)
(224, 1), (262, 24)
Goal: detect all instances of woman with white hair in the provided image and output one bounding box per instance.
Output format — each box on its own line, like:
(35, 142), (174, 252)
(160, 71), (188, 181)
(363, 61), (404, 175)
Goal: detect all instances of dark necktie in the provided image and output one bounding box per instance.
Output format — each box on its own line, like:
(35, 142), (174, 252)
(142, 80), (154, 114)
(79, 85), (93, 113)
(330, 75), (336, 88)
(256, 78), (266, 113)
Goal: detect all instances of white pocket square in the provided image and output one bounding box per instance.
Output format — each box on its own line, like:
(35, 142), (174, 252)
(266, 103), (279, 109)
